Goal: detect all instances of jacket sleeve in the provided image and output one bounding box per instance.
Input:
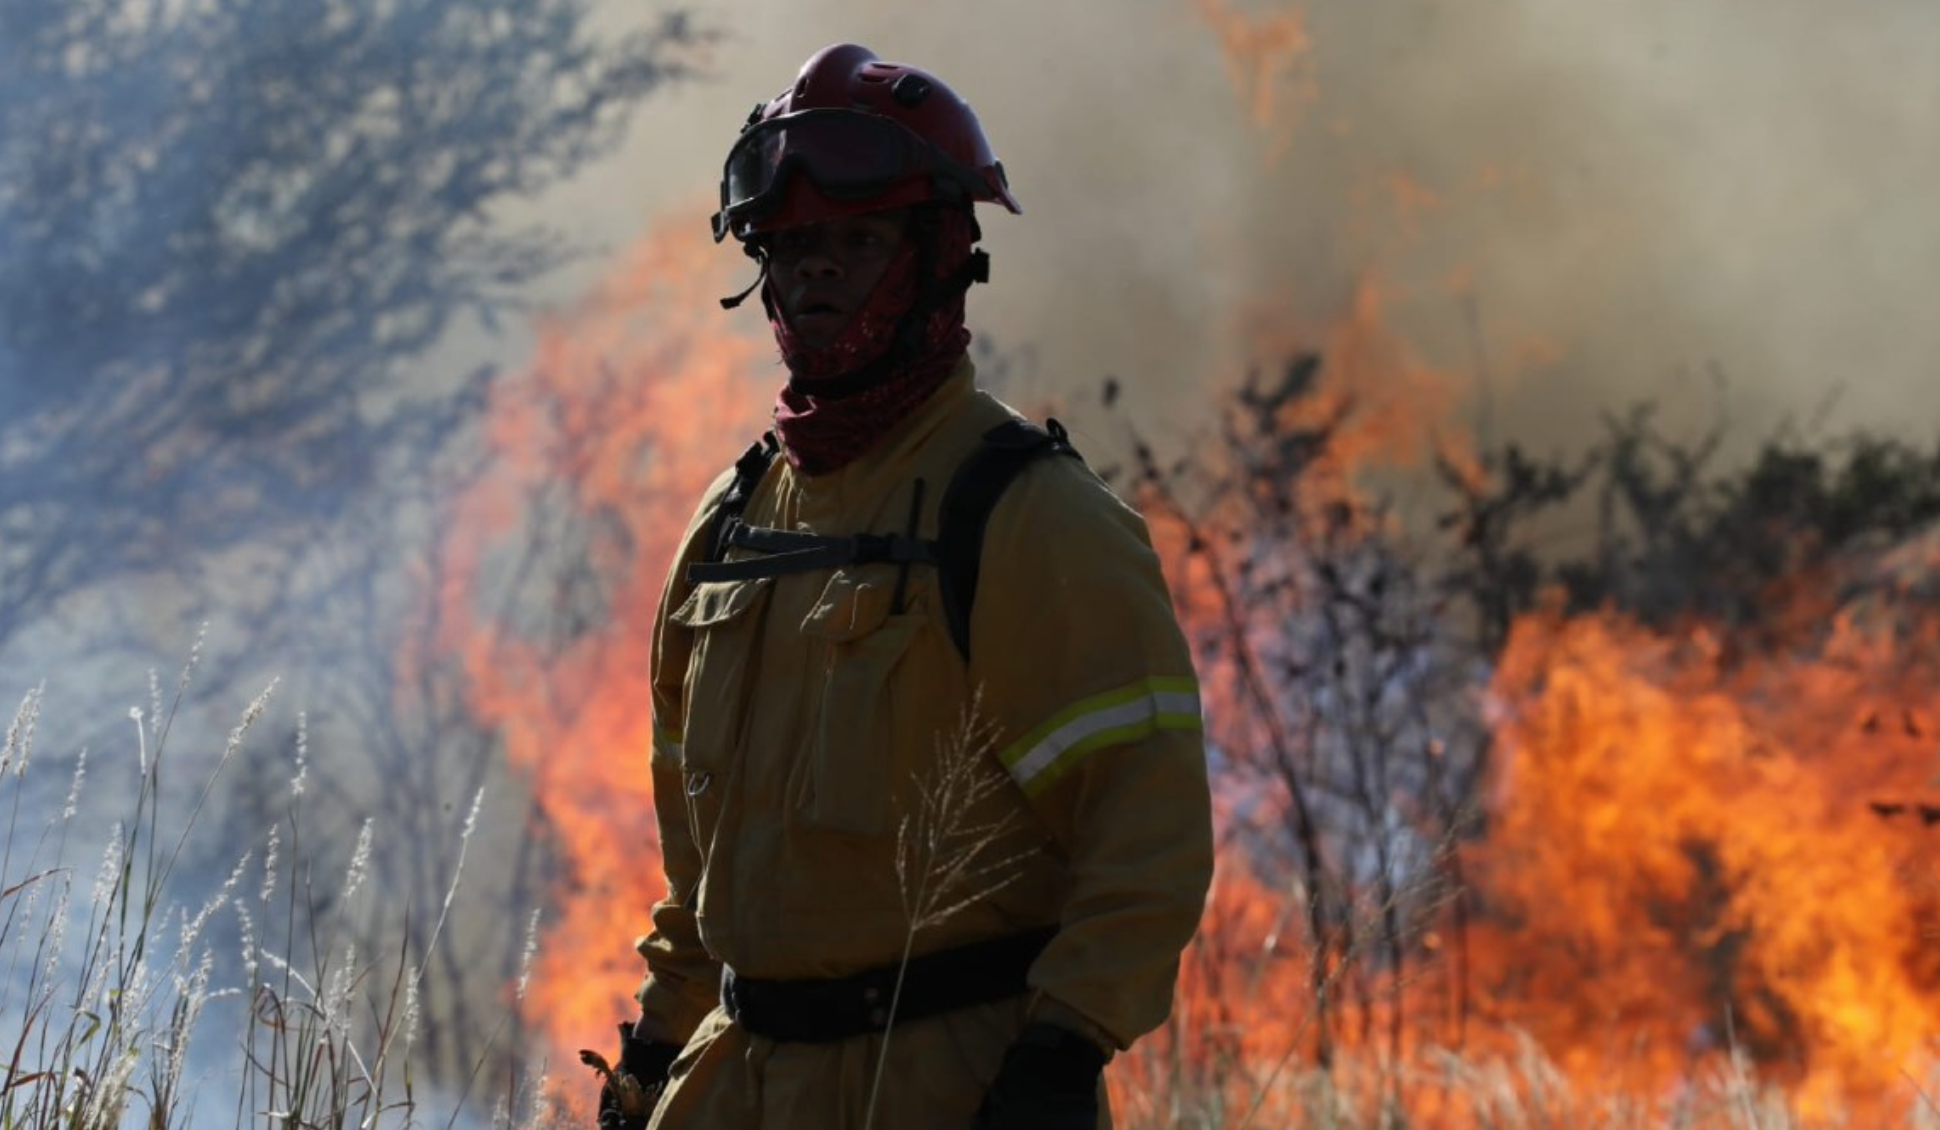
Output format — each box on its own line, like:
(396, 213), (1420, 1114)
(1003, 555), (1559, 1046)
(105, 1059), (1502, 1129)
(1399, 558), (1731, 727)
(968, 453), (1215, 1051)
(632, 469), (738, 1046)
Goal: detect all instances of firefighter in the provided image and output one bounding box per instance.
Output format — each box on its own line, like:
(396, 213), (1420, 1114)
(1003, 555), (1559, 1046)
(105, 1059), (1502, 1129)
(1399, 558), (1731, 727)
(588, 43), (1214, 1130)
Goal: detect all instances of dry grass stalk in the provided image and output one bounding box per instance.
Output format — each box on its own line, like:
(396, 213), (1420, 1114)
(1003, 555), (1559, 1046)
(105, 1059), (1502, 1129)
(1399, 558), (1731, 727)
(862, 695), (1035, 1130)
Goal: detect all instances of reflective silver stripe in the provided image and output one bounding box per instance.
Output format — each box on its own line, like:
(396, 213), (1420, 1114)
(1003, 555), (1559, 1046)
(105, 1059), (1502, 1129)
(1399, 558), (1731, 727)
(1002, 679), (1202, 796)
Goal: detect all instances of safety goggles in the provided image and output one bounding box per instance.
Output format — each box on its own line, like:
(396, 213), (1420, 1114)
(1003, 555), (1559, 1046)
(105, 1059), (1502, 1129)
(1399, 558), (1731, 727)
(711, 109), (987, 241)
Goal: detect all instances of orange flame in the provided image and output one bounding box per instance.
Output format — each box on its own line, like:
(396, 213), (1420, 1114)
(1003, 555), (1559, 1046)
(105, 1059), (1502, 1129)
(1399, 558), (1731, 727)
(1164, 1), (1940, 1111)
(421, 6), (1940, 1122)
(1190, 0), (1317, 163)
(1223, 270), (1483, 498)
(1470, 588), (1940, 1118)
(438, 209), (771, 1065)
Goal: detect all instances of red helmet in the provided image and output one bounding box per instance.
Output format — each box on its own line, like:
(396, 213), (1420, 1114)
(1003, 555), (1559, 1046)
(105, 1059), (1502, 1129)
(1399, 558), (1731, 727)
(712, 43), (1022, 244)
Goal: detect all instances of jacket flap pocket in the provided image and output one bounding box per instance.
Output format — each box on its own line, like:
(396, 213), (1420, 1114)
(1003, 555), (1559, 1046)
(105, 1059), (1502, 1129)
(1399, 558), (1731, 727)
(800, 570), (895, 643)
(670, 578), (770, 630)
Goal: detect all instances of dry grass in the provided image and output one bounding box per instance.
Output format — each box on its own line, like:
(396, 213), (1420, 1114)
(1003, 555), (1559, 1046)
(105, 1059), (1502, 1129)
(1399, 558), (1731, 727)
(1110, 969), (1940, 1130)
(0, 652), (558, 1130)
(1110, 1044), (1940, 1130)
(7, 664), (1934, 1129)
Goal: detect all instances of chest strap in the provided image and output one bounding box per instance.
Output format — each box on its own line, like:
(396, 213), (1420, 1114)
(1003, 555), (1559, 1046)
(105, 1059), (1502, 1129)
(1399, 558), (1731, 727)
(687, 526), (938, 583)
(683, 418), (1082, 660)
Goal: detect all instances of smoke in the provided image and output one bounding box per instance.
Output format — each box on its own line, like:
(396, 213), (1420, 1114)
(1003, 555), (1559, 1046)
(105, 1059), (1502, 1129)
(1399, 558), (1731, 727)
(557, 0), (1939, 459)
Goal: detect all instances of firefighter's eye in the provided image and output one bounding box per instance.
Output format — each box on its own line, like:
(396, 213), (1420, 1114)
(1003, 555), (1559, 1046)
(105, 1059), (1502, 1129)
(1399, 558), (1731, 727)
(851, 227), (899, 254)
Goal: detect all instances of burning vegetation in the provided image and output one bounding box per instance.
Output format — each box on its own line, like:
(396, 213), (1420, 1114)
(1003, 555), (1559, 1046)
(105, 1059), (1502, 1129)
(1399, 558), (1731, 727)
(1095, 344), (1940, 1125)
(438, 215), (1940, 1126)
(438, 217), (772, 1050)
(424, 6), (1940, 1129)
(21, 1), (1932, 1128)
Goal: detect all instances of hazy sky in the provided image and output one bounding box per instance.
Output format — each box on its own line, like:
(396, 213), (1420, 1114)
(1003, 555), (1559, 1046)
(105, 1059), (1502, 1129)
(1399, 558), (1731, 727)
(522, 0), (1940, 462)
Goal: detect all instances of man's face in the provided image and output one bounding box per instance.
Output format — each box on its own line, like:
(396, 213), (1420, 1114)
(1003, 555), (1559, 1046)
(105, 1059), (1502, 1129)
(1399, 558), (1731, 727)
(764, 209), (910, 348)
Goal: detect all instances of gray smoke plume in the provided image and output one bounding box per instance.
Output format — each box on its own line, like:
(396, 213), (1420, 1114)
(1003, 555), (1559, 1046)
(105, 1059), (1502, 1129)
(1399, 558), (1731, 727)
(556, 0), (1940, 460)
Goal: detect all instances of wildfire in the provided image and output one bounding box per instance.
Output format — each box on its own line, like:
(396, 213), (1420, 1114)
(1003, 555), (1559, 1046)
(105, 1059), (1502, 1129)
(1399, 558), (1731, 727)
(421, 8), (1940, 1127)
(437, 210), (771, 1060)
(1472, 593), (1940, 1118)
(1135, 0), (1940, 1121)
(1128, 329), (1940, 1126)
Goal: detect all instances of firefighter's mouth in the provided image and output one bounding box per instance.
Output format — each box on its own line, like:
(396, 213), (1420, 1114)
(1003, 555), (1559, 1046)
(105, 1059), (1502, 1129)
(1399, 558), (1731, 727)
(792, 302), (849, 334)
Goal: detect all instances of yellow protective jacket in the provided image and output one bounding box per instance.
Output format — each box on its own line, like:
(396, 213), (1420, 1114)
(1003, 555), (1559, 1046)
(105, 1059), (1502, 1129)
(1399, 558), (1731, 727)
(635, 358), (1213, 1055)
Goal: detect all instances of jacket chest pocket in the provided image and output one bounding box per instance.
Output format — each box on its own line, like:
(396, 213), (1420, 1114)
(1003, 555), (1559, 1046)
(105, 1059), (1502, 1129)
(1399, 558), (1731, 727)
(798, 570), (927, 838)
(669, 577), (772, 851)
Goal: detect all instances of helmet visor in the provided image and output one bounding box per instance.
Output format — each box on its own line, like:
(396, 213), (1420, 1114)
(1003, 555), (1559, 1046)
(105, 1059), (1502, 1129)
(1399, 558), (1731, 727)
(715, 109), (981, 239)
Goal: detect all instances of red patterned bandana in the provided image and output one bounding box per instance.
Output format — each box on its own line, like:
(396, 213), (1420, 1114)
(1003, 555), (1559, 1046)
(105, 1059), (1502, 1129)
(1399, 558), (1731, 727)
(768, 209), (976, 477)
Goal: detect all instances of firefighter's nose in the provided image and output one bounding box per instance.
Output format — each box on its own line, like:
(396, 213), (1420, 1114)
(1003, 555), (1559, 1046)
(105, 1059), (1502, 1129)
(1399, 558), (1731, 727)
(792, 249), (842, 280)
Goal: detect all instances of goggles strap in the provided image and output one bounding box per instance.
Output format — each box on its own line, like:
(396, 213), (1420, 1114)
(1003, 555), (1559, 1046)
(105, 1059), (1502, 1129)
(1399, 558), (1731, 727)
(865, 208), (987, 380)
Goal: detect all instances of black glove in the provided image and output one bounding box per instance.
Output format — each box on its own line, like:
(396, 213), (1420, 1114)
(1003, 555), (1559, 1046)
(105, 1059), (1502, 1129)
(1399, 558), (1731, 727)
(578, 1021), (683, 1130)
(970, 1022), (1110, 1130)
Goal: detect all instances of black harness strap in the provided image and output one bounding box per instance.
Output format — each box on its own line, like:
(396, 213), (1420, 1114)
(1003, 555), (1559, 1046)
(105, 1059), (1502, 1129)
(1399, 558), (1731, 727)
(935, 418), (1083, 660)
(684, 418), (1082, 661)
(688, 527), (938, 583)
(698, 433), (781, 568)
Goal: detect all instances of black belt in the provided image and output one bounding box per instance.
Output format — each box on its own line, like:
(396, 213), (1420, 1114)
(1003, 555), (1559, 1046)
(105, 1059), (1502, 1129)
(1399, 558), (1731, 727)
(720, 927), (1057, 1043)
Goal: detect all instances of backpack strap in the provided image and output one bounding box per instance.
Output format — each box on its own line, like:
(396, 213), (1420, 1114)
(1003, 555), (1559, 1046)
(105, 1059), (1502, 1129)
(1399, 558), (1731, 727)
(935, 418), (1083, 661)
(684, 418), (1083, 663)
(688, 432), (936, 585)
(688, 433), (779, 583)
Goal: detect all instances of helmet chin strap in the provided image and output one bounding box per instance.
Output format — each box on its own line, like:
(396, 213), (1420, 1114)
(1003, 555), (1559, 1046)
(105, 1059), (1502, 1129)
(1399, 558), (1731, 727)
(782, 232), (987, 399)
